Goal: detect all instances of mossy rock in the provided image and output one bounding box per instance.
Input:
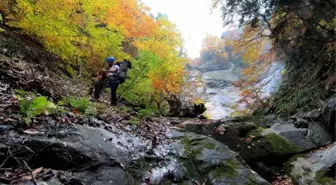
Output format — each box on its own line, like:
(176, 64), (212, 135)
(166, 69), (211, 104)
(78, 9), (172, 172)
(265, 133), (302, 155)
(315, 171), (336, 185)
(213, 159), (239, 179)
(284, 153), (307, 174)
(179, 133), (270, 185)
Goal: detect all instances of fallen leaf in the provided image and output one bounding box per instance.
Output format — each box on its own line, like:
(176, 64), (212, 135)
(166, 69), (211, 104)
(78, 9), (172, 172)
(21, 174), (32, 181)
(23, 129), (39, 135)
(73, 108), (80, 114)
(32, 167), (43, 178)
(175, 124), (184, 128)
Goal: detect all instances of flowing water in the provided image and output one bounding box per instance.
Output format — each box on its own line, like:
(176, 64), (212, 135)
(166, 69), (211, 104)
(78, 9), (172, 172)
(193, 62), (285, 119)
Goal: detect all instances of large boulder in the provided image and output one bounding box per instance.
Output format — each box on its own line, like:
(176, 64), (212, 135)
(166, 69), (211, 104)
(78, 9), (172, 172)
(146, 131), (270, 185)
(322, 97), (336, 140)
(182, 117), (332, 161)
(288, 142), (336, 185)
(0, 123), (139, 185)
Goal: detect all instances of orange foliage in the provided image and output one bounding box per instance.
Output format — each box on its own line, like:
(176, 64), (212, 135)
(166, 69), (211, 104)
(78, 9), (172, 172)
(104, 0), (156, 39)
(225, 25), (276, 78)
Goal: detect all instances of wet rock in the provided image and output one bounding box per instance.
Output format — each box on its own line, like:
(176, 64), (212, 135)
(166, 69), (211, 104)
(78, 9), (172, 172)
(2, 115), (272, 185)
(0, 124), (13, 133)
(267, 121), (332, 151)
(71, 166), (136, 185)
(289, 142), (336, 185)
(166, 132), (270, 185)
(203, 70), (239, 90)
(183, 118), (332, 161)
(322, 97), (336, 140)
(1, 124), (144, 184)
(294, 109), (322, 120)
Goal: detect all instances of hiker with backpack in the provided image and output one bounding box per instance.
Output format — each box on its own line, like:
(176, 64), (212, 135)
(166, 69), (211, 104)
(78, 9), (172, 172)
(89, 56), (132, 105)
(105, 56), (120, 106)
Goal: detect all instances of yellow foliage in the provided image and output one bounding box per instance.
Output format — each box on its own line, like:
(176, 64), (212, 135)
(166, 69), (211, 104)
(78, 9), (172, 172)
(225, 25), (276, 79)
(6, 0), (191, 109)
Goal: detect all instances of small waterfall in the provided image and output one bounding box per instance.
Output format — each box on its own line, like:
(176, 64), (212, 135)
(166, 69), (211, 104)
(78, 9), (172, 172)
(257, 61), (285, 98)
(197, 61), (285, 119)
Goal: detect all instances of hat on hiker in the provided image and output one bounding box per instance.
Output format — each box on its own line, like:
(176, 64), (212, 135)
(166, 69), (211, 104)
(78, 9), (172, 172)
(106, 56), (115, 63)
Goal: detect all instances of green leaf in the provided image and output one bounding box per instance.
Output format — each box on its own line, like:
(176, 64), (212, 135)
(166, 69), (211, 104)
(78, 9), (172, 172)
(25, 117), (32, 125)
(57, 97), (69, 106)
(68, 97), (91, 113)
(19, 99), (30, 115)
(30, 96), (48, 108)
(43, 101), (57, 115)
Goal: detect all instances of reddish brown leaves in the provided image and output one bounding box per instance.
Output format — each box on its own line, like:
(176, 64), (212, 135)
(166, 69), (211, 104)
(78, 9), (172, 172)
(272, 175), (294, 185)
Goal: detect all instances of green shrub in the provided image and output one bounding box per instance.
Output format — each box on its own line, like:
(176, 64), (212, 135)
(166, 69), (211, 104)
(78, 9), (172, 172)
(138, 108), (156, 118)
(16, 90), (56, 125)
(65, 64), (76, 78)
(58, 96), (91, 114)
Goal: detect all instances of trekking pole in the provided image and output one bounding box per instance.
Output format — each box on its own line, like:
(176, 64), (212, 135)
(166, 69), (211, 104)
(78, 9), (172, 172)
(117, 65), (147, 100)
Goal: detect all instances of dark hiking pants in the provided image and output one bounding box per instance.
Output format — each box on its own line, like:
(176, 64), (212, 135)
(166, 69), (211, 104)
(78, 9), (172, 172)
(107, 77), (119, 106)
(93, 80), (106, 99)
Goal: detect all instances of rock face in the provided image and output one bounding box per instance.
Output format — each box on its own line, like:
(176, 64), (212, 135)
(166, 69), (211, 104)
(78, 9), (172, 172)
(289, 142), (336, 185)
(182, 117), (332, 161)
(203, 70), (238, 89)
(195, 61), (231, 73)
(0, 117), (270, 185)
(323, 97), (336, 140)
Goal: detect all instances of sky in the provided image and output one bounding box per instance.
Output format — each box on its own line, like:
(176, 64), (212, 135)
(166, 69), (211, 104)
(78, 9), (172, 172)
(141, 0), (224, 59)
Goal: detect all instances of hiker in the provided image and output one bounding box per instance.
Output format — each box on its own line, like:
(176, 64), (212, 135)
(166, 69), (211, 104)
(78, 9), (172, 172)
(88, 70), (107, 101)
(89, 57), (131, 104)
(105, 56), (120, 106)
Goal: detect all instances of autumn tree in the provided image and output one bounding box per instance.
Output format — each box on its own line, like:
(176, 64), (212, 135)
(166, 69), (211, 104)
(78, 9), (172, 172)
(133, 16), (188, 111)
(199, 34), (228, 64)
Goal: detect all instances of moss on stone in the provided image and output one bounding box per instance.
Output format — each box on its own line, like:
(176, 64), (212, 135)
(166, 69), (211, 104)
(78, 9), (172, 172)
(284, 153), (307, 174)
(182, 135), (192, 158)
(265, 133), (302, 154)
(203, 142), (217, 150)
(315, 171), (336, 185)
(214, 159), (239, 179)
(248, 127), (265, 136)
